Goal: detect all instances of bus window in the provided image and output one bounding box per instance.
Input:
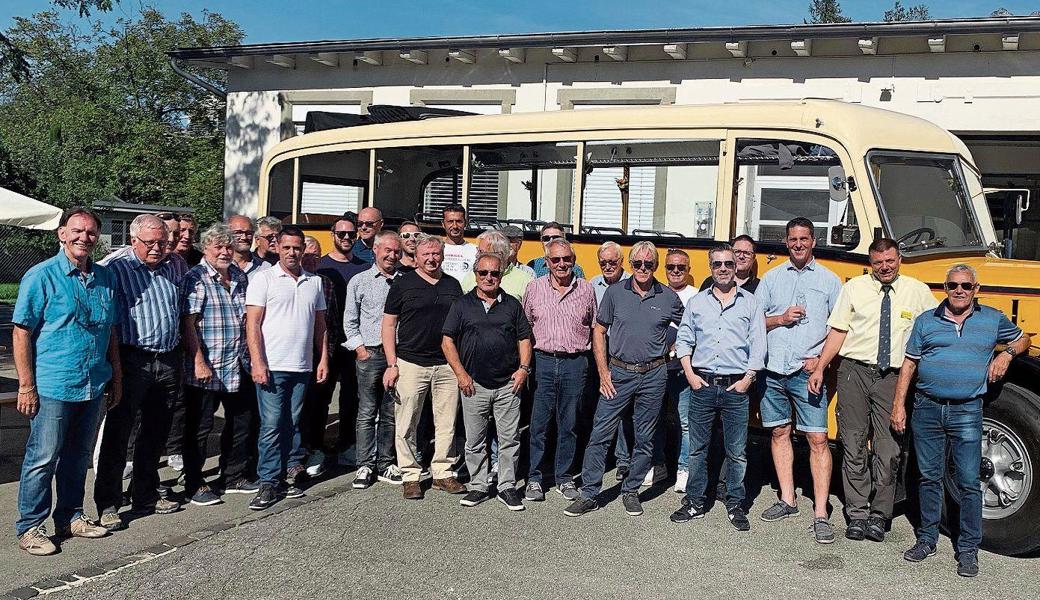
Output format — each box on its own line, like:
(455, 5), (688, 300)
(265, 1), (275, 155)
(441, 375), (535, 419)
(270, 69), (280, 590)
(468, 142), (578, 225)
(267, 160), (294, 220)
(296, 150), (368, 224)
(582, 139), (720, 238)
(374, 145), (464, 220)
(734, 139), (856, 247)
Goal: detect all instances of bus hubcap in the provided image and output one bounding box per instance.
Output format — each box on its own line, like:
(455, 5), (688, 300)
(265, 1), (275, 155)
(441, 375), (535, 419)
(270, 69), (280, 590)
(974, 419), (1032, 519)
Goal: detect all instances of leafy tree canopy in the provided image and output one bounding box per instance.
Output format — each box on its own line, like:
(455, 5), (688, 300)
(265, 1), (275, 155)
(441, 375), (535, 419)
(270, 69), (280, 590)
(884, 1), (932, 21)
(807, 0), (852, 24)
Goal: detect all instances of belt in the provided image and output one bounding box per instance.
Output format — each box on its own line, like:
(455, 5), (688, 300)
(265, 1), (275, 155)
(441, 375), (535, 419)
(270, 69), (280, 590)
(365, 345), (384, 353)
(849, 358), (899, 375)
(694, 370), (744, 388)
(609, 355), (667, 374)
(536, 349), (587, 359)
(122, 345), (177, 360)
(919, 392), (978, 406)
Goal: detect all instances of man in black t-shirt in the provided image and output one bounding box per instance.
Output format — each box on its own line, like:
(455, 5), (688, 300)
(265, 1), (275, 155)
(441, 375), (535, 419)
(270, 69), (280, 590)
(698, 235), (760, 293)
(381, 235), (464, 500)
(442, 252), (533, 511)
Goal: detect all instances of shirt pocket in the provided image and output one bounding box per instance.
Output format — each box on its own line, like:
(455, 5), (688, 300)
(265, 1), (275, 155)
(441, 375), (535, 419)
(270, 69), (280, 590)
(893, 304), (917, 331)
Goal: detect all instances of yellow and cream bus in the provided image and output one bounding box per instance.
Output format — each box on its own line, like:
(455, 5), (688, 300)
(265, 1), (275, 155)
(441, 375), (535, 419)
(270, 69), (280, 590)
(257, 100), (1040, 556)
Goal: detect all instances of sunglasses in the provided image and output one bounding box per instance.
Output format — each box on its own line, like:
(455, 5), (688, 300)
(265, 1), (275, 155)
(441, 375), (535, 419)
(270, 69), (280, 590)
(262, 234), (278, 242)
(333, 230), (358, 240)
(598, 259), (620, 268)
(944, 281), (976, 291)
(711, 260), (736, 269)
(547, 255), (574, 264)
(399, 232), (420, 239)
(476, 270), (502, 278)
(631, 260), (655, 271)
(541, 235), (563, 243)
(358, 220), (381, 228)
(665, 263), (688, 272)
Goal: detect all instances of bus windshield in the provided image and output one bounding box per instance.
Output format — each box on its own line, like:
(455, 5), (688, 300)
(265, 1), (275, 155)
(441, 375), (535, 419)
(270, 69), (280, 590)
(867, 151), (984, 253)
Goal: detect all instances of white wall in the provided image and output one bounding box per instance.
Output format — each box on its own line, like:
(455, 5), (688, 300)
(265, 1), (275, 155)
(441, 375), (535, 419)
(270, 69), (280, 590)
(223, 91), (284, 218)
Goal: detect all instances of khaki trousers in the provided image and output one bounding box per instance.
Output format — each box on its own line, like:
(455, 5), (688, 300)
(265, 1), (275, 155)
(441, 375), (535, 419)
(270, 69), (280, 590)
(394, 359), (459, 482)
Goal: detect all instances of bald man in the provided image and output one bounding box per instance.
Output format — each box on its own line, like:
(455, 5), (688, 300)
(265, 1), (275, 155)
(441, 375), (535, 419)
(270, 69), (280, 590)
(352, 207), (383, 264)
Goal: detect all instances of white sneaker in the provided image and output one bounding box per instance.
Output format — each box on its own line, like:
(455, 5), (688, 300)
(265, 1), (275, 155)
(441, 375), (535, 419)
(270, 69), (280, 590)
(353, 466), (374, 489)
(168, 454), (184, 471)
(674, 470), (689, 494)
(337, 448), (356, 468)
(642, 465), (667, 487)
(378, 464), (403, 485)
(304, 450), (326, 477)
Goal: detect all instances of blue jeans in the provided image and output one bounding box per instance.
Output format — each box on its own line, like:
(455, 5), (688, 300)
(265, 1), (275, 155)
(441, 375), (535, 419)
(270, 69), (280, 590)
(355, 349), (396, 471)
(579, 364), (668, 498)
(911, 394), (983, 553)
(667, 370), (693, 472)
(256, 372), (309, 485)
(17, 396), (104, 536)
(686, 384), (748, 509)
(528, 351), (588, 485)
(760, 369), (828, 433)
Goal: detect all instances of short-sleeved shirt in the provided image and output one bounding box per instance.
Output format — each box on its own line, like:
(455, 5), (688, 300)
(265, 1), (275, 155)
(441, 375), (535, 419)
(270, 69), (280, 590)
(239, 255), (271, 281)
(13, 251), (119, 402)
(351, 238), (376, 264)
(442, 242), (478, 281)
(827, 273), (938, 364)
(384, 270), (463, 366)
(906, 301), (1023, 400)
(756, 259), (842, 375)
(676, 286), (767, 375)
(460, 263), (534, 300)
(101, 248), (186, 352)
(442, 290), (532, 388)
(528, 256), (586, 280)
(317, 254), (369, 314)
(522, 275), (598, 353)
(590, 272), (630, 305)
(181, 261), (248, 392)
(597, 278), (685, 364)
(245, 265), (327, 373)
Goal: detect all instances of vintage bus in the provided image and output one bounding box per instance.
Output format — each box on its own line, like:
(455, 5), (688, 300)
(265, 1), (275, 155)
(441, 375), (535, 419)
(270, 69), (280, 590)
(256, 100), (1040, 556)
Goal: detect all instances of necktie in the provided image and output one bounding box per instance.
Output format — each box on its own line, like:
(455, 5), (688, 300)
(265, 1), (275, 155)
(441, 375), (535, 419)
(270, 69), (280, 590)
(877, 284), (893, 370)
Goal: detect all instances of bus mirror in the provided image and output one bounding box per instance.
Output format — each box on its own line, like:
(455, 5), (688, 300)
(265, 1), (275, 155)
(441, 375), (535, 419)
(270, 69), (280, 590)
(828, 166), (849, 202)
(830, 224), (860, 247)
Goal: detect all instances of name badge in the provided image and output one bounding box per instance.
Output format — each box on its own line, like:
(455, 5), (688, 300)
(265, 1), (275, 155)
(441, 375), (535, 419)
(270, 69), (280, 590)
(900, 310), (914, 320)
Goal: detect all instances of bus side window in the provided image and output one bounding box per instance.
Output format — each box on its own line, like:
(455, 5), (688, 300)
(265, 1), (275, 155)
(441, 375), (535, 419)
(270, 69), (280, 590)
(467, 142), (579, 226)
(734, 139), (857, 247)
(373, 145), (465, 220)
(296, 151), (368, 224)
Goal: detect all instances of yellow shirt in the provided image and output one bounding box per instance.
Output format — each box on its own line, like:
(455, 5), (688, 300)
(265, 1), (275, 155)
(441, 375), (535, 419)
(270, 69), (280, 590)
(826, 273), (938, 364)
(460, 264), (533, 301)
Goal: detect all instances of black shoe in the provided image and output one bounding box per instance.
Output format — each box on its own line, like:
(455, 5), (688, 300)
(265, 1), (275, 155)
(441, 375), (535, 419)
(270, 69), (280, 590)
(222, 478), (260, 495)
(845, 519), (866, 541)
(615, 466), (630, 481)
(564, 497), (599, 517)
(249, 483), (278, 511)
(460, 490), (490, 507)
(728, 506), (751, 531)
(956, 550), (979, 577)
(865, 516), (886, 542)
(621, 492), (643, 517)
(282, 485), (305, 500)
(670, 497), (707, 523)
(903, 541), (937, 562)
(353, 466), (376, 489)
(498, 489), (525, 512)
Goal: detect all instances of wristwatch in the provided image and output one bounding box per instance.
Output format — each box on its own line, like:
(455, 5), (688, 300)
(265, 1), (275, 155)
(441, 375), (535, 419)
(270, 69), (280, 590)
(519, 365), (532, 374)
(745, 371), (757, 382)
(1003, 347), (1018, 358)
(387, 364), (399, 369)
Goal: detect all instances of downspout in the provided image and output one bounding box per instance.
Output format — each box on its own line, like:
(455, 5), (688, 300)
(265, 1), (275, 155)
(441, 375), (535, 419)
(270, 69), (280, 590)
(169, 57), (226, 99)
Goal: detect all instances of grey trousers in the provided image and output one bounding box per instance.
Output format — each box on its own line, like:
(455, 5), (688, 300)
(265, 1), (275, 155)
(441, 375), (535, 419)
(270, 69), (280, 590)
(836, 359), (902, 520)
(462, 382), (521, 493)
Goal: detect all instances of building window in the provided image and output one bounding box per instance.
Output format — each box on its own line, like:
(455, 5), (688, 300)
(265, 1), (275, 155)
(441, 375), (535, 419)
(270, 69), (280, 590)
(110, 219), (129, 247)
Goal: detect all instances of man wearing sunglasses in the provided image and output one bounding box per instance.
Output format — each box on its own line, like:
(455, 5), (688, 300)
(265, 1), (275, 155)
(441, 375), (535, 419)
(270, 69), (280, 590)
(352, 207), (383, 264)
(460, 230), (533, 300)
(565, 241), (684, 518)
(397, 221), (421, 273)
(663, 249), (698, 494)
(227, 215), (270, 281)
(440, 204), (477, 282)
(699, 235), (759, 293)
(527, 222), (586, 279)
(809, 238), (937, 543)
(255, 216), (283, 266)
(892, 264), (1029, 577)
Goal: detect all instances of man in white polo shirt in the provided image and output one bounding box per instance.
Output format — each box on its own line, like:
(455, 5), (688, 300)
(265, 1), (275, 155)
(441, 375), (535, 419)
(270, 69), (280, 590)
(245, 225), (329, 510)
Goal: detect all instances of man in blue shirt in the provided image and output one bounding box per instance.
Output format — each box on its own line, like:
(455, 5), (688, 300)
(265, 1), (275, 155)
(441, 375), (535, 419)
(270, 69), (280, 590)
(13, 207), (120, 555)
(527, 222), (586, 279)
(892, 264), (1030, 578)
(670, 244), (766, 531)
(755, 218), (842, 543)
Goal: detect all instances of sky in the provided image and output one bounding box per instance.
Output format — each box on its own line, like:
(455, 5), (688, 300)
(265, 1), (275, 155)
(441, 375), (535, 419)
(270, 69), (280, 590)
(1, 0), (1037, 45)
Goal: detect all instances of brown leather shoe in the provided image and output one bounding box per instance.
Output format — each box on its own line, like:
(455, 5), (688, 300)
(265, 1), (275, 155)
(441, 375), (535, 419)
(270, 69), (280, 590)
(432, 477), (466, 494)
(403, 481), (424, 500)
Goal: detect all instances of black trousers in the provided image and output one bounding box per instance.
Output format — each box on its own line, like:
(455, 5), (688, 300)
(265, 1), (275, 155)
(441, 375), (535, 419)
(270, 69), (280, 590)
(94, 346), (181, 514)
(182, 383), (256, 492)
(300, 346), (357, 452)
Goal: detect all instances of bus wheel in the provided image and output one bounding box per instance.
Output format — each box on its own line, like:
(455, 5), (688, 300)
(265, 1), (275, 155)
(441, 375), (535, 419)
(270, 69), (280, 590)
(942, 383), (1040, 556)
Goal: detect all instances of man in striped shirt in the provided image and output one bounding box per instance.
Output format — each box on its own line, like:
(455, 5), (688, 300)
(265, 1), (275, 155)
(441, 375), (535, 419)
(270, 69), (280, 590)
(94, 214), (186, 531)
(522, 239), (597, 502)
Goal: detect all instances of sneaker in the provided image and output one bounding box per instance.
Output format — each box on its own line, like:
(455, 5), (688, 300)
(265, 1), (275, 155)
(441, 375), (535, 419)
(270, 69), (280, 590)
(760, 500), (800, 522)
(378, 465), (403, 485)
(304, 450), (326, 478)
(525, 481), (545, 502)
(419, 468), (433, 482)
(563, 497), (599, 517)
(498, 488), (525, 511)
(132, 497), (180, 516)
(99, 511), (124, 532)
(189, 486), (222, 507)
(673, 470), (688, 494)
(670, 497), (707, 523)
(956, 550), (979, 577)
(622, 492), (643, 517)
(728, 506), (751, 531)
(811, 518), (835, 544)
(615, 466), (629, 481)
(249, 483), (278, 510)
(222, 479), (260, 495)
(283, 484), (306, 500)
(460, 490), (490, 507)
(865, 516), (886, 542)
(286, 465), (306, 485)
(56, 515), (107, 539)
(353, 466), (375, 489)
(18, 525), (57, 556)
(641, 467), (655, 487)
(845, 519), (867, 541)
(557, 481), (580, 501)
(168, 454), (184, 471)
(337, 448), (356, 468)
(122, 461), (133, 480)
(903, 541), (938, 562)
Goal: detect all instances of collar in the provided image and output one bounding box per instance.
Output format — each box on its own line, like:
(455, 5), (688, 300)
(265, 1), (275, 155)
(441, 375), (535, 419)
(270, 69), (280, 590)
(56, 249), (91, 276)
(369, 264), (399, 279)
(869, 273), (900, 292)
(935, 299), (979, 319)
(785, 258), (816, 272)
(275, 263), (312, 280)
(598, 272), (627, 286)
(623, 277), (664, 296)
(469, 288), (503, 304)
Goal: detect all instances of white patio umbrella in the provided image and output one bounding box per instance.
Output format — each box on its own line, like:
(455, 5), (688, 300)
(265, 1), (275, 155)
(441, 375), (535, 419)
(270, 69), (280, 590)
(0, 186), (62, 230)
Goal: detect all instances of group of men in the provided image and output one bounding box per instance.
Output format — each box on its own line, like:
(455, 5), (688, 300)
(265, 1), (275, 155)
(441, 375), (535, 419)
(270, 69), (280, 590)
(12, 205), (1024, 578)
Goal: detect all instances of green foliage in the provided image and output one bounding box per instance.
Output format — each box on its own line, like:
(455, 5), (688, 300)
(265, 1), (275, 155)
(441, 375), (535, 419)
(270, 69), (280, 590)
(0, 7), (242, 234)
(0, 283), (18, 302)
(807, 0), (852, 24)
(884, 1), (932, 21)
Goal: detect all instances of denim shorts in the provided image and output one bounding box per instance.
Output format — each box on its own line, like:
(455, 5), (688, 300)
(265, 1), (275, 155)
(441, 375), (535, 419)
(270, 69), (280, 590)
(760, 369), (828, 433)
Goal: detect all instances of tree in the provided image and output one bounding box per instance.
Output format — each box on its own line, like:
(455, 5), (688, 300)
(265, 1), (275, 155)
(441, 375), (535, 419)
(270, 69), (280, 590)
(883, 1), (932, 21)
(807, 0), (853, 23)
(1, 1), (115, 81)
(990, 8), (1013, 16)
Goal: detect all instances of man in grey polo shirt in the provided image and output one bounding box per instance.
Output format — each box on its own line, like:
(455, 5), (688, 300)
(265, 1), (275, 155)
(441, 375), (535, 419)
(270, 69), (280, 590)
(564, 241), (684, 518)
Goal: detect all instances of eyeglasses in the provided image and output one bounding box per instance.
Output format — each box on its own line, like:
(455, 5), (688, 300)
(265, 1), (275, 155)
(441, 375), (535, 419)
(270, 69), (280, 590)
(665, 263), (688, 272)
(598, 259), (620, 268)
(476, 269), (502, 279)
(230, 229), (253, 238)
(541, 235), (563, 243)
(333, 230), (358, 240)
(631, 260), (655, 271)
(261, 234), (278, 242)
(734, 250), (754, 258)
(155, 212), (181, 221)
(136, 237), (169, 249)
(358, 220), (381, 228)
(399, 231), (420, 239)
(944, 281), (976, 291)
(547, 255), (574, 264)
(710, 260), (736, 269)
